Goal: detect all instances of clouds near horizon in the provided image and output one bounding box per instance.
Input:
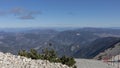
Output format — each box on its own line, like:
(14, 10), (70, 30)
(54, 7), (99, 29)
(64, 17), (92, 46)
(0, 7), (41, 20)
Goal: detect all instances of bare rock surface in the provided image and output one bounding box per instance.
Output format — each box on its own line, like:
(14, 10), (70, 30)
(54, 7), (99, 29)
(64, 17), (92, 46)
(0, 52), (70, 68)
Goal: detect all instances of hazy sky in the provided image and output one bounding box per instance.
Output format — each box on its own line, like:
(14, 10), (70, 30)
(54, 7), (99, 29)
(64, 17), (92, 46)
(0, 0), (120, 28)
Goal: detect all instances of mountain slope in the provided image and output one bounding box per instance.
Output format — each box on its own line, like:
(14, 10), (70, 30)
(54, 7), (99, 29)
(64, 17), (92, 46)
(94, 42), (120, 60)
(48, 30), (99, 56)
(0, 30), (58, 54)
(74, 37), (120, 58)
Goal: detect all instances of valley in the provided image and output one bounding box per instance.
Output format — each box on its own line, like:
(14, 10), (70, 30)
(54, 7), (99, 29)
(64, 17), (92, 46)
(0, 28), (120, 59)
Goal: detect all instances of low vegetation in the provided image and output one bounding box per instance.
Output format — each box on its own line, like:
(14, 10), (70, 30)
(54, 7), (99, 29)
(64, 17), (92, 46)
(18, 48), (76, 68)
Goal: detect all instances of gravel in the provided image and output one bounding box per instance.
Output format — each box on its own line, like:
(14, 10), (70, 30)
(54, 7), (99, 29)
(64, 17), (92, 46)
(75, 59), (116, 68)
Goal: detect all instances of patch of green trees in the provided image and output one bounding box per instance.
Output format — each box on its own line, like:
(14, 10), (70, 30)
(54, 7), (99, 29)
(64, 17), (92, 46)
(18, 48), (76, 68)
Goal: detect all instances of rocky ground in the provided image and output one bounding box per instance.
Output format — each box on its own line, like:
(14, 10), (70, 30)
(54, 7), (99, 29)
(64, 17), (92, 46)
(0, 52), (70, 68)
(0, 51), (118, 68)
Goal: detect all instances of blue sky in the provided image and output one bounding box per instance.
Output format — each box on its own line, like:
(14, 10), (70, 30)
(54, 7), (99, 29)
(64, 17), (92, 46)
(0, 0), (120, 28)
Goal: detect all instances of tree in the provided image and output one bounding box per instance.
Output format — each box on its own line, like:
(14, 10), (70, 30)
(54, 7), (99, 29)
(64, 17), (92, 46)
(18, 50), (28, 57)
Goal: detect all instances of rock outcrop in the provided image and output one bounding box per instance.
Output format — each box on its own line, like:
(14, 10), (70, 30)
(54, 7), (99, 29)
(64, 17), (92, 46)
(0, 52), (70, 68)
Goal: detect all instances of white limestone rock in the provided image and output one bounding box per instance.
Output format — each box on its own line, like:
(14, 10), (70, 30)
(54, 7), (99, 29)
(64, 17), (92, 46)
(0, 52), (70, 68)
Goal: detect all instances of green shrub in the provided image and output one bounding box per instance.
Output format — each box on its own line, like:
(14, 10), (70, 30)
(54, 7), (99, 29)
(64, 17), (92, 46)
(19, 49), (43, 59)
(18, 50), (28, 57)
(60, 56), (76, 67)
(42, 48), (57, 60)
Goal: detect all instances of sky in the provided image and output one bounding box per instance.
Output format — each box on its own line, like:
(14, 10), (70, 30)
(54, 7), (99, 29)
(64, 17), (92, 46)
(0, 0), (120, 28)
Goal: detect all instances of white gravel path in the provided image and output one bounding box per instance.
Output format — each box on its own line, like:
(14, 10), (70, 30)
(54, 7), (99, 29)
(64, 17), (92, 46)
(75, 59), (116, 68)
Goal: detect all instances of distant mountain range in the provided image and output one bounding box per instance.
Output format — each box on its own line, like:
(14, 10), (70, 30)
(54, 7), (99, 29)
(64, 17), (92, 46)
(0, 28), (120, 59)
